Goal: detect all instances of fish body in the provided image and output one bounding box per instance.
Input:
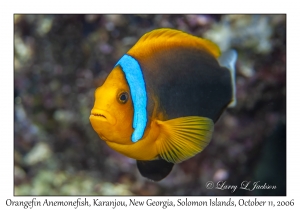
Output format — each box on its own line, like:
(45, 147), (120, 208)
(90, 28), (237, 181)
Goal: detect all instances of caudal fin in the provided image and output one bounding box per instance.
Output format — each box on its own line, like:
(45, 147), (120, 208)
(218, 50), (238, 107)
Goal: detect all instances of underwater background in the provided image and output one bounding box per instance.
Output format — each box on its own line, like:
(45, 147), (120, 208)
(14, 14), (286, 195)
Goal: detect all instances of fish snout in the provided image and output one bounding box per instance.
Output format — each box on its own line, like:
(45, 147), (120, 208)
(90, 109), (117, 125)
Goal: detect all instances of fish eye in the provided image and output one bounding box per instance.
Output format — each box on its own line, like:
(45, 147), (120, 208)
(118, 91), (129, 104)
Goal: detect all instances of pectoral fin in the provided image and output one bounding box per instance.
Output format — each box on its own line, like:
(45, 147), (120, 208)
(156, 116), (214, 164)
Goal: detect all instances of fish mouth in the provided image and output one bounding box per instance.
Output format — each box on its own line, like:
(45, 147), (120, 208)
(90, 109), (116, 125)
(92, 113), (106, 118)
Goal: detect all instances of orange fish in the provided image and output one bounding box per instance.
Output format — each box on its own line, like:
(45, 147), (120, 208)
(90, 28), (237, 181)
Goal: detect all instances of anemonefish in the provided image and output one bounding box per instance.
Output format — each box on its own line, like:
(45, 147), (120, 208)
(90, 28), (237, 181)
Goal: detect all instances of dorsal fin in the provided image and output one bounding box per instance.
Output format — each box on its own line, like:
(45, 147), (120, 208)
(128, 28), (221, 60)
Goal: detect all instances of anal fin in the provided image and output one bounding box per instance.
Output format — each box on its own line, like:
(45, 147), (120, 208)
(136, 159), (174, 181)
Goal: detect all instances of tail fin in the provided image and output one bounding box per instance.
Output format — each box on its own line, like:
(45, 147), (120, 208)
(218, 50), (238, 108)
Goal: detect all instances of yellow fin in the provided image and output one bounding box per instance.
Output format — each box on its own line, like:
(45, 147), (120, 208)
(156, 116), (214, 164)
(128, 28), (221, 60)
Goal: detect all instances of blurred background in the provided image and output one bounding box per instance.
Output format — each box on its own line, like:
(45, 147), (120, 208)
(14, 14), (286, 195)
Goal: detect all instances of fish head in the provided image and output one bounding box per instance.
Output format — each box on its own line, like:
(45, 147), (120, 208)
(90, 66), (134, 145)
